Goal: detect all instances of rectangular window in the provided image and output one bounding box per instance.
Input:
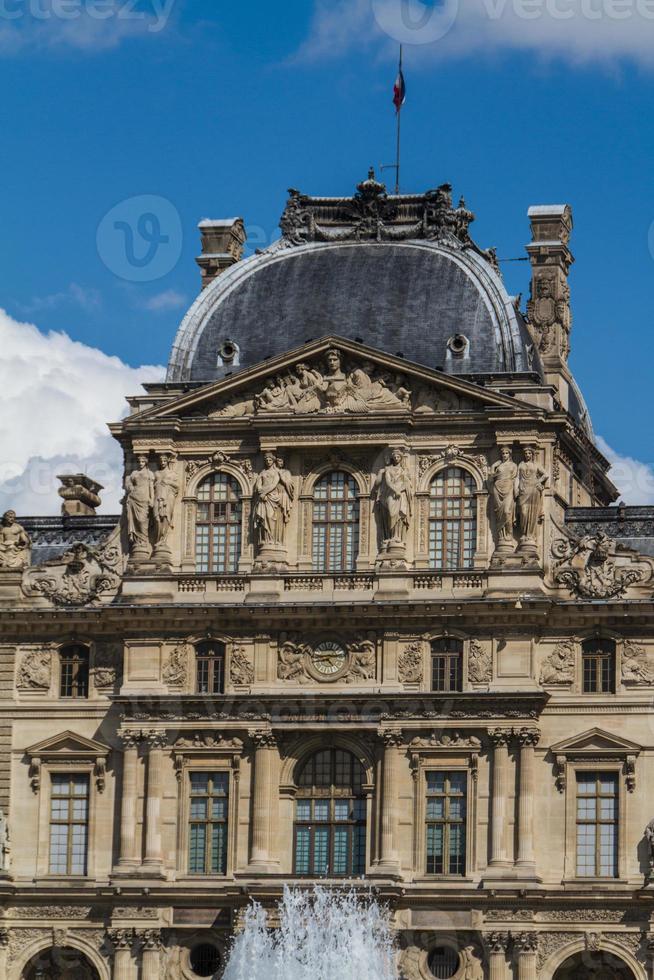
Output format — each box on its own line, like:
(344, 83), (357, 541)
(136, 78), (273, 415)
(576, 773), (618, 878)
(431, 639), (463, 693)
(426, 772), (467, 875)
(582, 641), (615, 694)
(49, 774), (89, 875)
(189, 772), (229, 874)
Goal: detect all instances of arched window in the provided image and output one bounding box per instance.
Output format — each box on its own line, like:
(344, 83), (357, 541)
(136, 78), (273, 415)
(582, 639), (615, 694)
(294, 748), (367, 877)
(195, 472), (242, 574)
(196, 641), (225, 695)
(312, 472), (360, 573)
(59, 644), (89, 699)
(429, 467), (477, 570)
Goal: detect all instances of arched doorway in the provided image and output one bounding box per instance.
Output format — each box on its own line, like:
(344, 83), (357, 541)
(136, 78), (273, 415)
(23, 946), (100, 980)
(554, 950), (637, 980)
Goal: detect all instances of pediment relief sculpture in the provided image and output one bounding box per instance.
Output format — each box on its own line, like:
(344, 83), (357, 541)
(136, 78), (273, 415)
(0, 510), (31, 570)
(552, 522), (648, 599)
(22, 530), (123, 607)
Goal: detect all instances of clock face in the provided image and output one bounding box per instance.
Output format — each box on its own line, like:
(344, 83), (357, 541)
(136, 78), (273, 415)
(311, 640), (347, 677)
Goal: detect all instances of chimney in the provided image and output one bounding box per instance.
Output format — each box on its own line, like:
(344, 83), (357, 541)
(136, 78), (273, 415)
(195, 218), (246, 289)
(526, 205), (574, 406)
(57, 474), (103, 517)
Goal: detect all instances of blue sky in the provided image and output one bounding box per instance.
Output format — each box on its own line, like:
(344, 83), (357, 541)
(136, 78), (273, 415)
(1, 0), (654, 510)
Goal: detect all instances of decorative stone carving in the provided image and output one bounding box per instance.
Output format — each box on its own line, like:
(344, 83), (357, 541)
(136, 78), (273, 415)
(174, 733), (241, 749)
(411, 732), (481, 750)
(9, 906), (91, 919)
(276, 636), (376, 684)
(490, 448), (518, 558)
(418, 446), (487, 476)
(540, 641), (576, 686)
(514, 932), (539, 954)
(186, 450), (253, 482)
(153, 453), (180, 561)
(108, 928), (134, 950)
(461, 946), (484, 980)
(485, 932), (511, 954)
(372, 448), (412, 557)
(17, 648), (52, 690)
(248, 730), (277, 749)
(515, 447), (548, 558)
(622, 641), (654, 685)
(536, 933), (575, 971)
(162, 643), (191, 688)
(277, 637), (311, 683)
(24, 537), (123, 607)
(346, 637), (376, 683)
(230, 646), (254, 687)
(468, 640), (492, 684)
(0, 510), (30, 569)
(553, 526), (644, 599)
(92, 643), (121, 689)
(124, 454), (154, 559)
(398, 642), (424, 684)
(0, 809), (9, 873)
(253, 453), (294, 558)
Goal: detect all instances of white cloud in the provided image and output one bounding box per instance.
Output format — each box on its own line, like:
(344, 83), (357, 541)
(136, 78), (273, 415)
(17, 282), (102, 315)
(143, 288), (186, 312)
(0, 309), (163, 517)
(0, 0), (176, 55)
(596, 436), (654, 504)
(299, 0), (654, 68)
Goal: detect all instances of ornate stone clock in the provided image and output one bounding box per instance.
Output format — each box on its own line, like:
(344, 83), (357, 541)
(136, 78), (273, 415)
(308, 640), (347, 680)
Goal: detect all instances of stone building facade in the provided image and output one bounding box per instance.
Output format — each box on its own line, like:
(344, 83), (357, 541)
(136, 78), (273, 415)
(2, 173), (654, 979)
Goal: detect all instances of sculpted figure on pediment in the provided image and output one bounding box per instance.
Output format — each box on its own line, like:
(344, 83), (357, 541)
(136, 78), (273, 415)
(0, 510), (30, 570)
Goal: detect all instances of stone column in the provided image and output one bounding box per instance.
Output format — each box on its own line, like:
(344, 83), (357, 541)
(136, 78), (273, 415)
(138, 930), (162, 980)
(485, 933), (510, 980)
(516, 729), (540, 874)
(0, 929), (9, 978)
(488, 729), (513, 869)
(109, 929), (134, 980)
(514, 933), (538, 980)
(116, 732), (140, 871)
(248, 730), (280, 871)
(646, 935), (654, 980)
(375, 729), (402, 876)
(142, 731), (167, 875)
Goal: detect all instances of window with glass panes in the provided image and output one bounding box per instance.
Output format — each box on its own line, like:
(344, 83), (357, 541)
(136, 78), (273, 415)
(426, 772), (467, 875)
(312, 472), (360, 573)
(576, 773), (618, 877)
(294, 749), (366, 877)
(582, 640), (615, 694)
(431, 638), (463, 693)
(188, 772), (229, 875)
(195, 642), (225, 695)
(429, 467), (477, 569)
(195, 473), (242, 573)
(48, 774), (89, 875)
(59, 644), (89, 699)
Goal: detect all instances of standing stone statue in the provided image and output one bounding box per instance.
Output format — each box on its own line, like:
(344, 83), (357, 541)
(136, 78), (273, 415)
(0, 510), (31, 570)
(253, 453), (293, 551)
(490, 447), (518, 558)
(153, 453), (180, 558)
(372, 448), (413, 553)
(646, 818), (654, 881)
(516, 447), (548, 558)
(124, 454), (154, 559)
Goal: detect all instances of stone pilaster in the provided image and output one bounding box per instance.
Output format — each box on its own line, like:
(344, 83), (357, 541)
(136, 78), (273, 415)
(109, 929), (134, 980)
(248, 730), (280, 872)
(514, 933), (538, 980)
(374, 729), (403, 877)
(0, 928), (9, 978)
(515, 728), (541, 880)
(141, 731), (167, 876)
(115, 731), (141, 873)
(485, 932), (510, 980)
(137, 930), (162, 980)
(487, 730), (513, 872)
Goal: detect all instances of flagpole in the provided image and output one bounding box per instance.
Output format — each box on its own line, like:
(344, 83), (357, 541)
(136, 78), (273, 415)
(395, 45), (403, 194)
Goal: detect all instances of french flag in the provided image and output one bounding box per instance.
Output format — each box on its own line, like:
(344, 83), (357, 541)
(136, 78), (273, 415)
(393, 64), (406, 114)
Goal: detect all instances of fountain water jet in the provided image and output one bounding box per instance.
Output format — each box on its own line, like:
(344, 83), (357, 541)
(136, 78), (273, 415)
(223, 885), (398, 980)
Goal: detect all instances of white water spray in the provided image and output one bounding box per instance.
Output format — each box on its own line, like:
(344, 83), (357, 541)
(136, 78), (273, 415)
(223, 886), (398, 980)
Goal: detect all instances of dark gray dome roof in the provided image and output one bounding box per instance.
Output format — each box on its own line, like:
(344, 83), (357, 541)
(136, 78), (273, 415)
(167, 240), (538, 384)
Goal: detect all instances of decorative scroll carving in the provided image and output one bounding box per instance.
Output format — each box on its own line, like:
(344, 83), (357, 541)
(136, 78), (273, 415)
(536, 933), (576, 970)
(398, 642), (424, 684)
(124, 454), (154, 559)
(622, 641), (654, 685)
(162, 643), (191, 688)
(23, 536), (123, 607)
(9, 906), (91, 919)
(185, 451), (253, 482)
(468, 640), (492, 684)
(418, 446), (487, 476)
(540, 641), (575, 686)
(17, 648), (52, 690)
(553, 524), (645, 599)
(230, 647), (254, 687)
(0, 510), (31, 569)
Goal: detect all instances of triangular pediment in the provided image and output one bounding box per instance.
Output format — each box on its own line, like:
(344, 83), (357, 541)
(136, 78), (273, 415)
(26, 730), (109, 758)
(551, 728), (642, 755)
(131, 336), (541, 424)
